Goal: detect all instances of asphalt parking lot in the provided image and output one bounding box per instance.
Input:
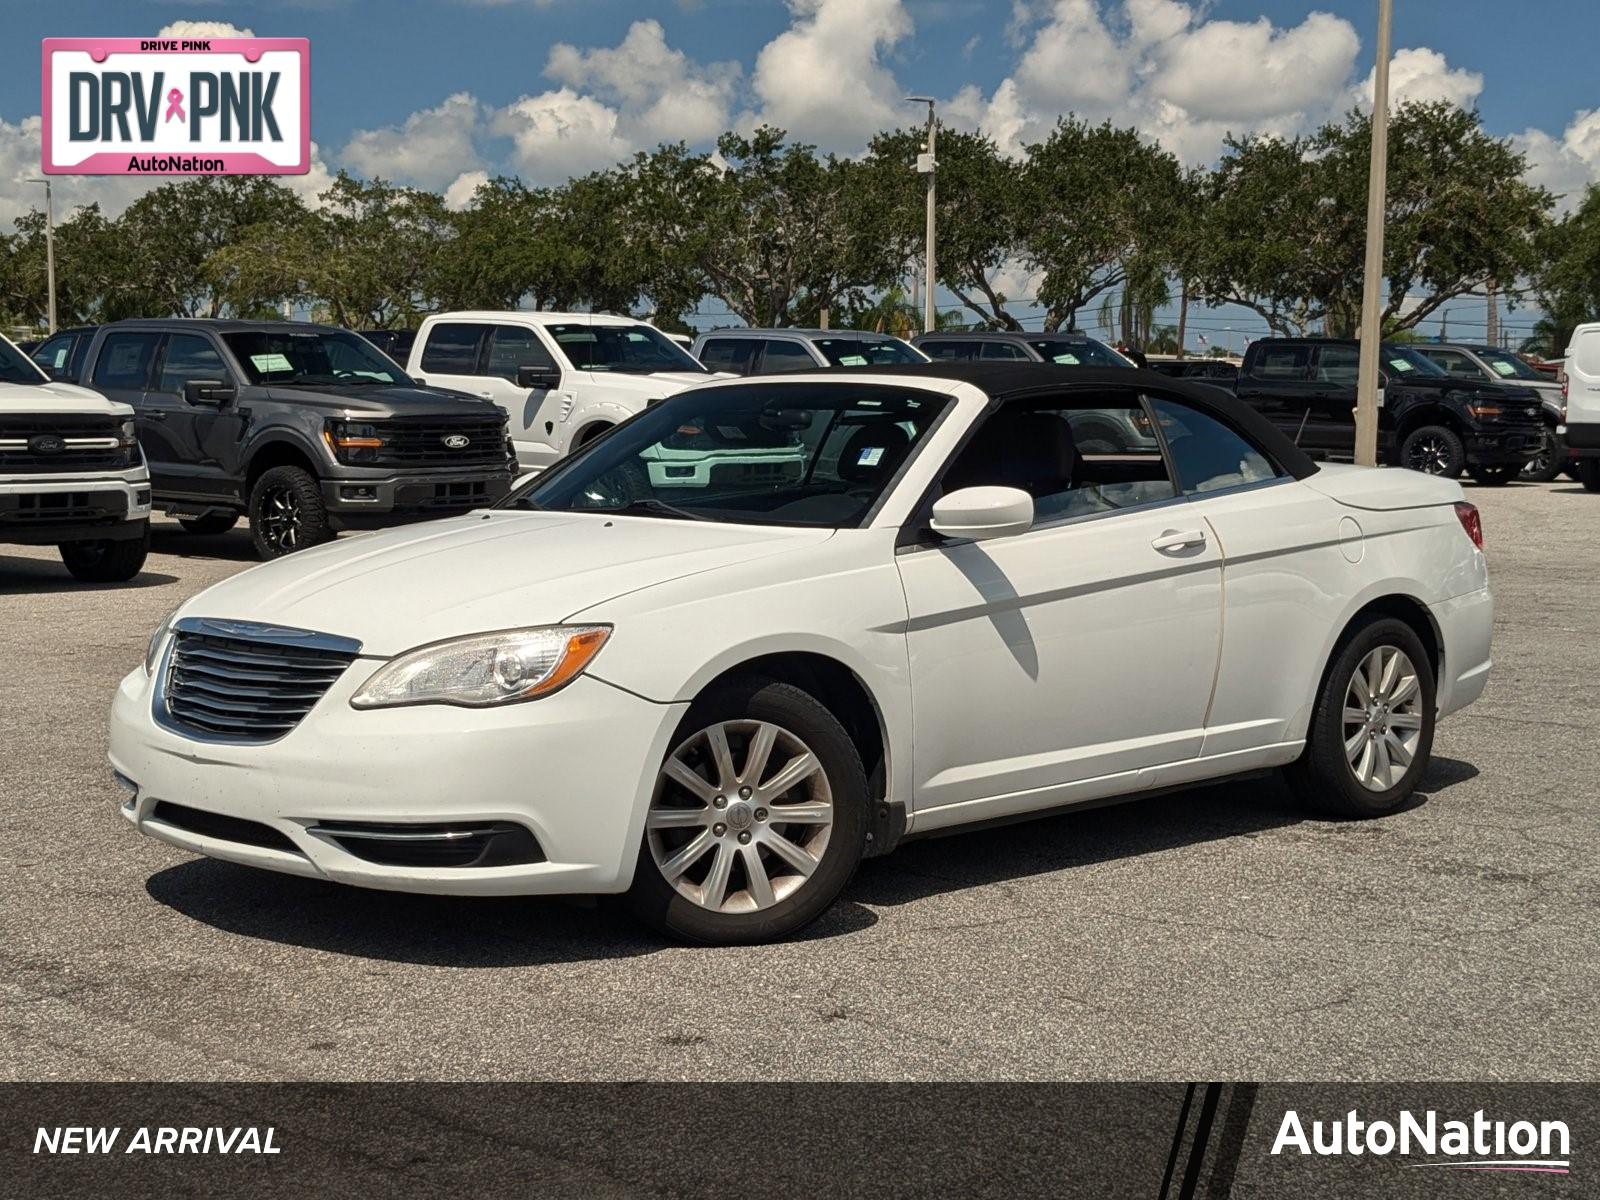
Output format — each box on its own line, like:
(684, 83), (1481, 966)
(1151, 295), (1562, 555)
(2, 479), (1597, 1083)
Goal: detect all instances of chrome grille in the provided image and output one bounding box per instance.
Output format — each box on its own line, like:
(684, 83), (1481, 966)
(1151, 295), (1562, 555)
(159, 620), (361, 742)
(0, 413), (131, 473)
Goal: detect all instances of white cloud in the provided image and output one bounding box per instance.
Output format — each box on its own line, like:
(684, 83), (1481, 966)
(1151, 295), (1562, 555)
(156, 20), (256, 39)
(1515, 109), (1600, 212)
(1349, 46), (1485, 112)
(444, 169), (490, 211)
(742, 0), (915, 146)
(341, 92), (485, 190)
(491, 88), (635, 184)
(1148, 12), (1359, 123)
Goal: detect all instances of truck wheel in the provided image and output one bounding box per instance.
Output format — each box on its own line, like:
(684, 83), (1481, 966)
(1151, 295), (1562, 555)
(178, 512), (240, 536)
(59, 523), (150, 583)
(1286, 616), (1435, 819)
(249, 465), (332, 559)
(1579, 458), (1600, 493)
(1400, 425), (1465, 478)
(1466, 464), (1516, 486)
(1519, 443), (1564, 482)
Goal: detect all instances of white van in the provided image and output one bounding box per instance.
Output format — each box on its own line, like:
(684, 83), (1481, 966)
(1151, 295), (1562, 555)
(1561, 322), (1600, 491)
(407, 312), (724, 473)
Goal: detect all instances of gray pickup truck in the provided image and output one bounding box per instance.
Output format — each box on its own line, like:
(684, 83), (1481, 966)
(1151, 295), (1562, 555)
(77, 320), (514, 558)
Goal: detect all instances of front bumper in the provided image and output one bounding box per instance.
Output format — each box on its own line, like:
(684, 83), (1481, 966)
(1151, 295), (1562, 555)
(109, 658), (687, 896)
(1464, 428), (1541, 465)
(0, 469), (152, 545)
(320, 469), (513, 525)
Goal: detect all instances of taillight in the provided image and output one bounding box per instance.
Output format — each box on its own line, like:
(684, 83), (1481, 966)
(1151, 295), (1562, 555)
(1454, 501), (1483, 550)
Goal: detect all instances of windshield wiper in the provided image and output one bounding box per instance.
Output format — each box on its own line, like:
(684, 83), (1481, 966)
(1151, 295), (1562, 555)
(606, 498), (712, 521)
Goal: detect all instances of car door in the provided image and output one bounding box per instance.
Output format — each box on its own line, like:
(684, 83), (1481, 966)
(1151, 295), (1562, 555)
(895, 388), (1223, 823)
(979, 340), (1032, 362)
(1239, 343), (1317, 446)
(480, 324), (565, 470)
(88, 331), (169, 479)
(1306, 344), (1361, 456)
(146, 331), (244, 498)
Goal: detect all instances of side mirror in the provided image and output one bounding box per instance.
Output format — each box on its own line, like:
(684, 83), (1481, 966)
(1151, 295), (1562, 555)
(516, 364), (561, 390)
(183, 378), (235, 407)
(929, 486), (1034, 541)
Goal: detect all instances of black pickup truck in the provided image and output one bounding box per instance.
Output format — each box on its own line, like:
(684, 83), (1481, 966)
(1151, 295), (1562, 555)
(77, 320), (514, 558)
(1232, 338), (1545, 482)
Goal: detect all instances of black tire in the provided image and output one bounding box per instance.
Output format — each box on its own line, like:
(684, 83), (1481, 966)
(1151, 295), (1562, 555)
(1519, 442), (1564, 482)
(1399, 425), (1465, 478)
(248, 465), (332, 559)
(1286, 616), (1436, 818)
(576, 422), (613, 448)
(1466, 464), (1517, 486)
(1579, 458), (1600, 493)
(59, 522), (150, 583)
(178, 512), (240, 536)
(625, 678), (868, 945)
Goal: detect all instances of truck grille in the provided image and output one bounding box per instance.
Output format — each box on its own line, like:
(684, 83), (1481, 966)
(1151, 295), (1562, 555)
(160, 623), (360, 742)
(0, 414), (131, 473)
(0, 491), (127, 529)
(369, 416), (510, 468)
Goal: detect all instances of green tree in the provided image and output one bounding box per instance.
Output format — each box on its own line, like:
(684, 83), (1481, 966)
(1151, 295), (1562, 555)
(1532, 184), (1600, 354)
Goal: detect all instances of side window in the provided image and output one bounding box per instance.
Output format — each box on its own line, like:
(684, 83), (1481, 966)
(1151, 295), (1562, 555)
(485, 325), (555, 380)
(1428, 349), (1484, 381)
(942, 394), (1177, 523)
(419, 322), (486, 374)
(1149, 397), (1282, 495)
(31, 334), (75, 378)
(157, 334), (228, 393)
(92, 332), (161, 390)
(1251, 345), (1310, 381)
(697, 338), (758, 374)
(1314, 345), (1360, 386)
(920, 340), (976, 362)
(980, 340), (1031, 361)
(755, 340), (819, 374)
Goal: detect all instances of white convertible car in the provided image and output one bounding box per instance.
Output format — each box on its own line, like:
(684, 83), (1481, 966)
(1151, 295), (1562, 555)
(110, 364), (1492, 944)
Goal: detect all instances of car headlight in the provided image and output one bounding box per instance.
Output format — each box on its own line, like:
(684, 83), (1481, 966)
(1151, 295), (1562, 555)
(145, 607), (180, 674)
(349, 625), (611, 709)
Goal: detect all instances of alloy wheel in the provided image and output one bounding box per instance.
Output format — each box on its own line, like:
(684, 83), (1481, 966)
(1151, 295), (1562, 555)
(1405, 435), (1452, 475)
(1342, 645), (1424, 792)
(257, 486), (302, 553)
(647, 719), (834, 914)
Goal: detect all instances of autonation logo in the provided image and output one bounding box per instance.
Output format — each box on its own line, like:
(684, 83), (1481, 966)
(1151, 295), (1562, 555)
(1273, 1108), (1571, 1175)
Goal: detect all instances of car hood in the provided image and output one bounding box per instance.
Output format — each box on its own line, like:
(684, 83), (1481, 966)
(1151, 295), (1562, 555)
(261, 383), (501, 417)
(177, 510), (832, 656)
(1397, 375), (1540, 405)
(0, 378), (131, 417)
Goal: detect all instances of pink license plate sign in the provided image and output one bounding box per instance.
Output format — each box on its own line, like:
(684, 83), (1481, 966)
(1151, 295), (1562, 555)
(41, 37), (310, 175)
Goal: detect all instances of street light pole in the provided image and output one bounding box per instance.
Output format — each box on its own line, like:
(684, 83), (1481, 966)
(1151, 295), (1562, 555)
(1353, 0), (1393, 468)
(26, 177), (58, 334)
(906, 97), (937, 333)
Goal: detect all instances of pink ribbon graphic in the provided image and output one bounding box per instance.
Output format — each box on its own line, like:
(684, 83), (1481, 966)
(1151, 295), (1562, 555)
(164, 88), (185, 123)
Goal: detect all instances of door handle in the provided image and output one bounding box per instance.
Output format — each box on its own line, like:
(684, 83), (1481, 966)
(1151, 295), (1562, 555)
(1151, 529), (1206, 552)
(143, 410), (166, 421)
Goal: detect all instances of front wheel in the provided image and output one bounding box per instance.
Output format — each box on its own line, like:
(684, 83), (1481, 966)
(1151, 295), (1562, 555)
(249, 465), (332, 559)
(1400, 425), (1465, 478)
(626, 679), (867, 944)
(1467, 464), (1517, 486)
(59, 523), (150, 583)
(1520, 438), (1565, 482)
(1286, 617), (1436, 818)
(1579, 458), (1600, 493)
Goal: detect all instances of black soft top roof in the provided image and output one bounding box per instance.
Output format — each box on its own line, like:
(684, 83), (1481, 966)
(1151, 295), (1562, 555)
(840, 362), (1320, 481)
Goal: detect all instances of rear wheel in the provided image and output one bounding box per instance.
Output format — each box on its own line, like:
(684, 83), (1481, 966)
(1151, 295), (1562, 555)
(249, 465), (332, 559)
(178, 512), (240, 536)
(1287, 617), (1435, 818)
(59, 523), (150, 583)
(1519, 442), (1564, 482)
(626, 679), (867, 944)
(1400, 425), (1465, 478)
(1467, 464), (1517, 486)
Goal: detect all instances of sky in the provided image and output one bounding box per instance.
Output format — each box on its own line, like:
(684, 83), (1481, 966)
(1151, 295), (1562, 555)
(3, 0), (1597, 343)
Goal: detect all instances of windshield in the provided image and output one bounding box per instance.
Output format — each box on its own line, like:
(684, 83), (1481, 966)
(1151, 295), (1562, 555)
(812, 337), (926, 367)
(1477, 349), (1541, 381)
(222, 329), (409, 387)
(505, 381), (951, 528)
(546, 323), (709, 375)
(0, 336), (48, 385)
(1026, 337), (1131, 367)
(1383, 345), (1447, 377)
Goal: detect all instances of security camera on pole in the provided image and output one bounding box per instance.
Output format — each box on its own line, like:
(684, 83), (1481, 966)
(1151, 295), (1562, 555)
(1354, 0), (1393, 468)
(906, 97), (937, 333)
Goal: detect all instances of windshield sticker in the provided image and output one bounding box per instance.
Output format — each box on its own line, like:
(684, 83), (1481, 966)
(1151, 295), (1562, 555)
(1052, 353), (1081, 365)
(838, 354), (869, 366)
(857, 446), (885, 467)
(1389, 358), (1414, 372)
(1489, 361), (1517, 377)
(52, 348), (68, 368)
(251, 353), (293, 373)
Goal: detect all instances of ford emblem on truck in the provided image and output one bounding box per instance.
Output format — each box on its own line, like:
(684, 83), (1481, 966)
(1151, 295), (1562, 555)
(28, 434), (66, 455)
(443, 435), (470, 449)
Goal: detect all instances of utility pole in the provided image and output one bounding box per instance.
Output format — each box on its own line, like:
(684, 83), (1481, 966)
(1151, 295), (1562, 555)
(1176, 280), (1189, 359)
(906, 97), (937, 333)
(1353, 0), (1392, 468)
(26, 177), (57, 334)
(1485, 280), (1499, 349)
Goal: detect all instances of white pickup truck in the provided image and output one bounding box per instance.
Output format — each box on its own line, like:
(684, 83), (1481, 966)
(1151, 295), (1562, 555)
(406, 312), (724, 473)
(0, 333), (152, 581)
